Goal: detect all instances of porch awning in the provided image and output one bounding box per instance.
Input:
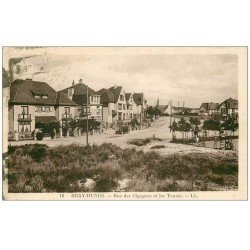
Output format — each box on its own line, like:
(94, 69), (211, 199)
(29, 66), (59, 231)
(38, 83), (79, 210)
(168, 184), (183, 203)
(35, 116), (59, 124)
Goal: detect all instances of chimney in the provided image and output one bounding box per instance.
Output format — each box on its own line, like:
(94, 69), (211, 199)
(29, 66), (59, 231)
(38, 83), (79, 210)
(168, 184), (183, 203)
(79, 79), (83, 84)
(72, 80), (75, 86)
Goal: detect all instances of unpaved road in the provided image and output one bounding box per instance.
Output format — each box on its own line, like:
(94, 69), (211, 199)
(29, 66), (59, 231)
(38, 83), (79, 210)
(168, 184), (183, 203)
(9, 117), (237, 156)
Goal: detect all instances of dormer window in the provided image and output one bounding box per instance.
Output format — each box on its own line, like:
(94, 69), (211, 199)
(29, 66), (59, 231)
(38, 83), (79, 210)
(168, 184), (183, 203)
(32, 90), (48, 99)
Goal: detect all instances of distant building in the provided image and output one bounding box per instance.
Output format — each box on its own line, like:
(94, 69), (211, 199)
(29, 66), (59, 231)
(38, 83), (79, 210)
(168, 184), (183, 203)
(60, 79), (103, 122)
(216, 98), (238, 119)
(199, 102), (219, 116)
(156, 105), (168, 115)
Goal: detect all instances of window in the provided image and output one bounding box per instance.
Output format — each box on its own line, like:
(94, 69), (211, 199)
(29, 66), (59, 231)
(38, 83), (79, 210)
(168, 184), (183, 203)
(120, 95), (124, 101)
(64, 107), (70, 114)
(118, 103), (122, 110)
(42, 95), (48, 99)
(35, 95), (40, 98)
(130, 113), (133, 119)
(18, 121), (31, 132)
(44, 107), (50, 112)
(118, 112), (122, 120)
(123, 113), (126, 120)
(123, 104), (126, 110)
(36, 106), (53, 112)
(21, 106), (29, 114)
(83, 106), (90, 113)
(36, 106), (42, 112)
(221, 108), (226, 114)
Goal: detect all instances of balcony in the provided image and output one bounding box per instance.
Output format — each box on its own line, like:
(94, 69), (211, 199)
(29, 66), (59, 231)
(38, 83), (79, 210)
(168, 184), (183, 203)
(18, 114), (32, 121)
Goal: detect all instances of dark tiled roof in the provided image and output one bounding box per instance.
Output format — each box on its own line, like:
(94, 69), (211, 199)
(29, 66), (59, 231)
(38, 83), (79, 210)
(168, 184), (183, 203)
(35, 116), (59, 124)
(72, 94), (88, 105)
(10, 79), (57, 105)
(56, 92), (78, 106)
(9, 79), (77, 106)
(133, 93), (143, 106)
(109, 86), (122, 103)
(61, 83), (96, 95)
(226, 98), (238, 109)
(97, 88), (115, 103)
(125, 93), (132, 101)
(217, 98), (238, 109)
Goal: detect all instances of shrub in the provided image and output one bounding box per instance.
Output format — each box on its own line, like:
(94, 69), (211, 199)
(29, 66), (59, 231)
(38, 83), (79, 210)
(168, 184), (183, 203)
(29, 145), (48, 162)
(150, 145), (165, 149)
(94, 178), (117, 192)
(7, 143), (238, 192)
(36, 131), (44, 141)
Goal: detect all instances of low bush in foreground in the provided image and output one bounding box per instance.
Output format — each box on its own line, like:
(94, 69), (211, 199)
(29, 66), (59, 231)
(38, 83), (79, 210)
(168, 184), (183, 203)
(6, 143), (238, 192)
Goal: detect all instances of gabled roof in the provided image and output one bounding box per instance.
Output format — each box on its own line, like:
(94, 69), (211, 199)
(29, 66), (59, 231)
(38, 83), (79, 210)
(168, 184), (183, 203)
(109, 86), (122, 103)
(227, 98), (238, 109)
(133, 93), (143, 106)
(217, 98), (238, 109)
(9, 79), (77, 106)
(61, 83), (97, 96)
(157, 105), (168, 113)
(10, 79), (55, 105)
(125, 93), (132, 101)
(97, 88), (115, 103)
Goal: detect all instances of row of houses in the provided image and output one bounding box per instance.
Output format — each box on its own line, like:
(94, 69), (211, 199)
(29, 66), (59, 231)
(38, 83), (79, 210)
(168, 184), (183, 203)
(157, 98), (238, 120)
(198, 98), (238, 119)
(8, 78), (147, 134)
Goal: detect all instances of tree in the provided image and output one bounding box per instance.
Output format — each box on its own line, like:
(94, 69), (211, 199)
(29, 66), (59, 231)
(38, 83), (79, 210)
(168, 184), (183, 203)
(177, 118), (191, 139)
(146, 106), (162, 118)
(79, 118), (101, 132)
(203, 118), (221, 137)
(170, 120), (178, 139)
(189, 117), (201, 126)
(222, 117), (238, 136)
(2, 67), (11, 88)
(130, 118), (139, 128)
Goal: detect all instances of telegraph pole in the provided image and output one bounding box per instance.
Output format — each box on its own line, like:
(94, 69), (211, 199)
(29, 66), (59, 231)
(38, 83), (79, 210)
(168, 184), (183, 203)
(170, 100), (172, 132)
(86, 84), (89, 146)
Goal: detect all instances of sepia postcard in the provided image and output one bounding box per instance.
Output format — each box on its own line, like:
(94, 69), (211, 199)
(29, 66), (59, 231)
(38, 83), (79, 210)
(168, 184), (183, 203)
(2, 46), (248, 200)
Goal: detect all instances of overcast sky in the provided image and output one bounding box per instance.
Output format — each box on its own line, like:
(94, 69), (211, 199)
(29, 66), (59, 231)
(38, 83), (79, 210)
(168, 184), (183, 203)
(3, 47), (238, 107)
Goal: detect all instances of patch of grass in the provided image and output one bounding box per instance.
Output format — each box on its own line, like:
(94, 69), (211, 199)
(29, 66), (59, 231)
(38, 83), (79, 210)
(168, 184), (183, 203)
(150, 145), (165, 149)
(128, 137), (162, 146)
(7, 143), (238, 192)
(170, 137), (195, 144)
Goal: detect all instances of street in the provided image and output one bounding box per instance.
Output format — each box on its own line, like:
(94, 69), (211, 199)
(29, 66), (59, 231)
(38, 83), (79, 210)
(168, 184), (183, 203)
(9, 117), (237, 156)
